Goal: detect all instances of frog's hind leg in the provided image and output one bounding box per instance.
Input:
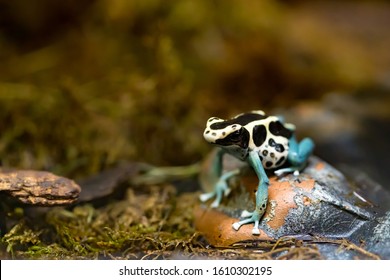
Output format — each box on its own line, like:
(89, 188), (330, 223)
(274, 135), (314, 176)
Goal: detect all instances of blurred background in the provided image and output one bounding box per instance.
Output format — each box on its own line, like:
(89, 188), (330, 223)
(0, 0), (389, 188)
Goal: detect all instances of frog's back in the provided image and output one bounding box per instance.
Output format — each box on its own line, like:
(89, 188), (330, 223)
(242, 113), (292, 169)
(204, 110), (293, 169)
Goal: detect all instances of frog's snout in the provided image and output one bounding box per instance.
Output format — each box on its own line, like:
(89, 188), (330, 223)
(203, 128), (217, 143)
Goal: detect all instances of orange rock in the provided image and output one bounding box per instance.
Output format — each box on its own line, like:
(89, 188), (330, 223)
(195, 151), (350, 247)
(194, 206), (273, 247)
(196, 154), (387, 259)
(195, 173), (318, 246)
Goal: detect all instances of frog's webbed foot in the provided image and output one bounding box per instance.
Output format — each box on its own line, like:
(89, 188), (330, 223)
(232, 210), (263, 235)
(274, 166), (302, 177)
(199, 192), (217, 203)
(199, 169), (239, 208)
(232, 181), (268, 236)
(199, 180), (231, 208)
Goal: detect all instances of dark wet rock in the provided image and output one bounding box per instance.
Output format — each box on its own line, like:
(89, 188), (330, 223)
(77, 161), (199, 203)
(278, 90), (390, 191)
(76, 162), (145, 203)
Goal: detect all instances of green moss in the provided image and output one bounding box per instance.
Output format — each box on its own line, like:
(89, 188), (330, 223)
(1, 0), (380, 177)
(2, 222), (44, 258)
(1, 184), (201, 259)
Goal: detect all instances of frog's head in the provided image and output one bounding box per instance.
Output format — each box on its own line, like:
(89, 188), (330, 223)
(203, 116), (250, 160)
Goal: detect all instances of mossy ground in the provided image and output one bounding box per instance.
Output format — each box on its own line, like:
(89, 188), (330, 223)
(2, 178), (381, 260)
(1, 182), (326, 260)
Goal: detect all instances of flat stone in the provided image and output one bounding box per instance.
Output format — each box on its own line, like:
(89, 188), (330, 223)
(0, 169), (80, 206)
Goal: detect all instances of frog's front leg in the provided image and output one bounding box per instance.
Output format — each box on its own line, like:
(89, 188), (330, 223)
(199, 169), (240, 208)
(232, 150), (269, 235)
(199, 149), (240, 208)
(274, 135), (314, 176)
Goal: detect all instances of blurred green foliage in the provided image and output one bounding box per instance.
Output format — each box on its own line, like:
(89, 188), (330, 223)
(1, 0), (389, 177)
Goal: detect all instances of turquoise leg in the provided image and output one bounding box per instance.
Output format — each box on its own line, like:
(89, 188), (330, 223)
(232, 150), (269, 235)
(208, 149), (224, 180)
(199, 169), (240, 207)
(199, 149), (240, 207)
(274, 135), (314, 176)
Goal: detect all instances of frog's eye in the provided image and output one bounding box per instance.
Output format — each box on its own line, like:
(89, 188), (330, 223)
(228, 128), (242, 141)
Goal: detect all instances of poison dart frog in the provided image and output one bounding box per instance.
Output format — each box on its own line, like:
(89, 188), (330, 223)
(199, 110), (314, 235)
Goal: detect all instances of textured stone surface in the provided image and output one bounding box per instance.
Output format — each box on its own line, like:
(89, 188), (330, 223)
(0, 169), (80, 206)
(196, 153), (390, 259)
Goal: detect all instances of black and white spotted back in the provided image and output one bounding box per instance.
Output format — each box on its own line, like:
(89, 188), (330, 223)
(204, 110), (293, 169)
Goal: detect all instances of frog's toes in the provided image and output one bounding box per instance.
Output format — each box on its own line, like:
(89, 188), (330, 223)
(274, 167), (301, 177)
(252, 227), (260, 235)
(274, 169), (287, 177)
(199, 192), (221, 208)
(232, 218), (261, 235)
(224, 187), (231, 197)
(241, 210), (253, 218)
(232, 222), (241, 231)
(199, 192), (215, 202)
(210, 199), (220, 208)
